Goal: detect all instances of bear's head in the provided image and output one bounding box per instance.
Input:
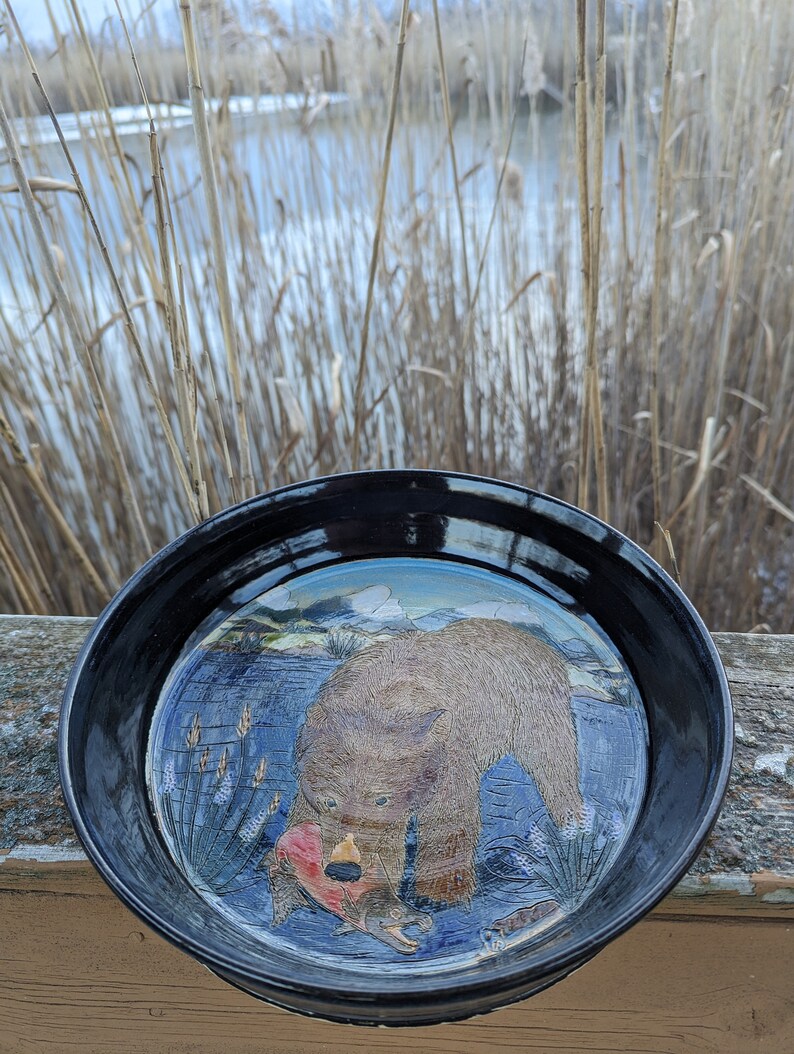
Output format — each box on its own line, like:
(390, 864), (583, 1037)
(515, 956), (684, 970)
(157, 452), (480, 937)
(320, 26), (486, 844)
(294, 691), (453, 881)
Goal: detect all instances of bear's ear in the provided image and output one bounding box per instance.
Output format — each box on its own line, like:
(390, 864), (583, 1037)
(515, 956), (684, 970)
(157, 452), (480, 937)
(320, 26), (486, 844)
(415, 708), (453, 742)
(304, 702), (327, 727)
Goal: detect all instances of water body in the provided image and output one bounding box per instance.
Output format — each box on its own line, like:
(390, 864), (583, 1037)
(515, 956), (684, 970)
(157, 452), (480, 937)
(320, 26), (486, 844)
(3, 96), (629, 330)
(1, 96), (638, 528)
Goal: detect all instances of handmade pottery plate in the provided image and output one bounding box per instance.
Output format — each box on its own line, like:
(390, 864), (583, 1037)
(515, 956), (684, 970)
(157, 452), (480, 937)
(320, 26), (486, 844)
(59, 470), (733, 1025)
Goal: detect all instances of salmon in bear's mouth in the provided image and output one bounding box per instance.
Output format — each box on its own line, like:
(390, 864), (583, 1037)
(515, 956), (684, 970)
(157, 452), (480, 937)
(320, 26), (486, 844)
(269, 822), (432, 954)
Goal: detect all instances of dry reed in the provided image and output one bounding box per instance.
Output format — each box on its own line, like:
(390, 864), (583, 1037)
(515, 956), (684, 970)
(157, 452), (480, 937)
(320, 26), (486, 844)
(649, 0), (680, 557)
(351, 0), (412, 472)
(178, 0), (254, 499)
(0, 0), (791, 630)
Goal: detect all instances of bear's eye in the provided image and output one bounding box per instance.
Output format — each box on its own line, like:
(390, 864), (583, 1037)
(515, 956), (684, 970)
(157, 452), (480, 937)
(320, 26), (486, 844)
(374, 794), (390, 807)
(324, 797), (338, 810)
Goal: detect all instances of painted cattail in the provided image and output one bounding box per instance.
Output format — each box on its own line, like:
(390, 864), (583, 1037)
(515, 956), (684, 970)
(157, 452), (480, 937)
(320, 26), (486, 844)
(609, 810), (625, 839)
(252, 757), (267, 788)
(579, 801), (596, 833)
(528, 822), (548, 857)
(239, 808), (268, 843)
(236, 703), (252, 739)
(214, 773), (233, 805)
(186, 713), (201, 749)
(561, 814), (579, 841)
(161, 759), (176, 795)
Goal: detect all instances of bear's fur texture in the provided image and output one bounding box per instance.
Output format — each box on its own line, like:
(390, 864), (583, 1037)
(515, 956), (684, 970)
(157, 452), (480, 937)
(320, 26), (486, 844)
(287, 617), (583, 907)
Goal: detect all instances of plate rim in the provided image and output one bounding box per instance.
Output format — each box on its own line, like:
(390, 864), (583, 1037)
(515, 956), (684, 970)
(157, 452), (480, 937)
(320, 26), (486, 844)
(58, 468), (734, 1015)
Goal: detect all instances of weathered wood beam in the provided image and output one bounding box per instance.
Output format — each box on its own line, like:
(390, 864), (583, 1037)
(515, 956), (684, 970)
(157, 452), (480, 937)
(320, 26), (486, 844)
(2, 616), (792, 909)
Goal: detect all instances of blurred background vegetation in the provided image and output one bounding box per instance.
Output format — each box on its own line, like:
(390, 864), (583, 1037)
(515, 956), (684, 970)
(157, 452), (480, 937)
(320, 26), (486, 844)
(0, 0), (791, 630)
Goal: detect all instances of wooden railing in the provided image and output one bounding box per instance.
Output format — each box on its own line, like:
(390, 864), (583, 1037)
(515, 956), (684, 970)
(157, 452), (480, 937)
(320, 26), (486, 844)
(1, 616), (792, 1052)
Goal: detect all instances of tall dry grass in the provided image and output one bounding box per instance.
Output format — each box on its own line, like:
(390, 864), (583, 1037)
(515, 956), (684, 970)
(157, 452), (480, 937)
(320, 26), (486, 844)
(0, 0), (792, 630)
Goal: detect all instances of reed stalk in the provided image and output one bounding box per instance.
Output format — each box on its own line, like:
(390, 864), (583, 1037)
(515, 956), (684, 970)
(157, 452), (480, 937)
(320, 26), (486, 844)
(178, 0), (254, 499)
(574, 0), (592, 511)
(0, 482), (57, 610)
(4, 1), (203, 526)
(431, 0), (471, 308)
(455, 26), (530, 465)
(114, 0), (209, 520)
(63, 0), (160, 289)
(0, 92), (152, 564)
(0, 0), (790, 631)
(0, 408), (109, 599)
(351, 0), (412, 473)
(0, 524), (43, 613)
(586, 0), (609, 522)
(649, 0), (680, 552)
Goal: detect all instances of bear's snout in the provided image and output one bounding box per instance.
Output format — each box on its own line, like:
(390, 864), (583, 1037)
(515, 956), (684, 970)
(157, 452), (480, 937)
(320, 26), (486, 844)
(324, 860), (362, 882)
(324, 833), (363, 882)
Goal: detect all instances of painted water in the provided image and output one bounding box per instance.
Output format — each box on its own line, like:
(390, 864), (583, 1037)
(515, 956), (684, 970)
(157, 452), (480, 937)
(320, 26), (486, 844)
(147, 556), (648, 971)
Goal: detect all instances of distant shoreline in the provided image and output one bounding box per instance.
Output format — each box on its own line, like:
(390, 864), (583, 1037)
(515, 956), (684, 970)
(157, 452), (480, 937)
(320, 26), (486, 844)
(12, 91), (350, 148)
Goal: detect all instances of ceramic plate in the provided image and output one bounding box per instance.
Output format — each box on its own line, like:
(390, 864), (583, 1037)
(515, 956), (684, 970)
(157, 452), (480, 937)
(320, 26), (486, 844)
(59, 471), (733, 1025)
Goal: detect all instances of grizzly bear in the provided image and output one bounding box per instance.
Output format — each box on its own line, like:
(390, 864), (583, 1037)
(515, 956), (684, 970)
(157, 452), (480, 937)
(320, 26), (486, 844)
(285, 617), (583, 908)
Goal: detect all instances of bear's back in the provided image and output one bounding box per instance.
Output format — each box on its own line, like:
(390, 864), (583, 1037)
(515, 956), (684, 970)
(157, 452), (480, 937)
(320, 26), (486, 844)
(410, 618), (569, 742)
(318, 618), (570, 763)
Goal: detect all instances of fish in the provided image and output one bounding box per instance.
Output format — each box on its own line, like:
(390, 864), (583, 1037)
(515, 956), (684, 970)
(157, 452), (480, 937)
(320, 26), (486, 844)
(491, 898), (561, 937)
(332, 888), (433, 954)
(264, 822), (432, 954)
(480, 899), (564, 955)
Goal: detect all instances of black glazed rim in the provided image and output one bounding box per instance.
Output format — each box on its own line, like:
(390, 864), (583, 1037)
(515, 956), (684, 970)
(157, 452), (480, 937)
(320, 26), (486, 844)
(59, 469), (734, 1024)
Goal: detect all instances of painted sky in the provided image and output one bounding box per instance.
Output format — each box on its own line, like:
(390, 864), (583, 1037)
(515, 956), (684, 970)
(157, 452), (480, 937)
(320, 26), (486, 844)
(252, 556), (623, 668)
(270, 558), (544, 622)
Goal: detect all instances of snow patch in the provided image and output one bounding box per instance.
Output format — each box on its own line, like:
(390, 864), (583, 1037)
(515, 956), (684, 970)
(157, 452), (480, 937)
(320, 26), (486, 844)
(263, 584), (295, 611)
(459, 600), (541, 625)
(13, 92), (348, 147)
(347, 585), (406, 622)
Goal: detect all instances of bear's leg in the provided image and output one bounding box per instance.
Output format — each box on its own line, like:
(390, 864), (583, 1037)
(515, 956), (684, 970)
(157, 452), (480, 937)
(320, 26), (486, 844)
(258, 849), (311, 926)
(255, 788), (316, 925)
(415, 797), (480, 906)
(512, 691), (584, 827)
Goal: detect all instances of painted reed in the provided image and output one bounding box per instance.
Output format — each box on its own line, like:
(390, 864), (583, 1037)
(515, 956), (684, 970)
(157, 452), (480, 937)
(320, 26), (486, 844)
(156, 706), (283, 895)
(484, 801), (624, 912)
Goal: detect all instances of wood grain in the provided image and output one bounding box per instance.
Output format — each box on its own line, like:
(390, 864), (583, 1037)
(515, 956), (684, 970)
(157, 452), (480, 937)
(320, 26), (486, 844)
(1, 865), (792, 1053)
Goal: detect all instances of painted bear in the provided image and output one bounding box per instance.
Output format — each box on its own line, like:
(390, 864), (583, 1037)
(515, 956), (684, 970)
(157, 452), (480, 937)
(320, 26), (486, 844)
(285, 617), (583, 907)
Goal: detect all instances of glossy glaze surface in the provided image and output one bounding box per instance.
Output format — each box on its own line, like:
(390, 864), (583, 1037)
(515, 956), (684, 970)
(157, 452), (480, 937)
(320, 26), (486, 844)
(147, 557), (648, 969)
(59, 471), (733, 1025)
